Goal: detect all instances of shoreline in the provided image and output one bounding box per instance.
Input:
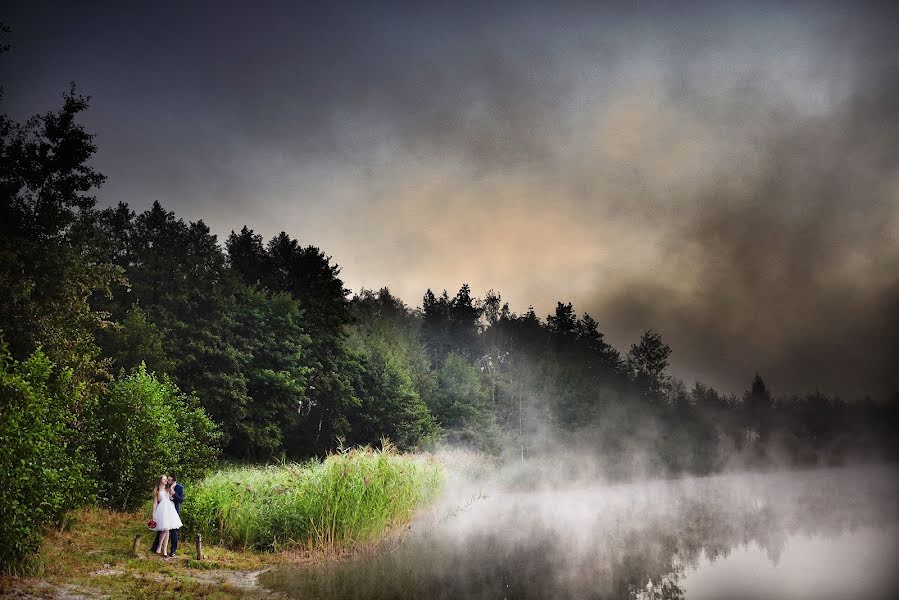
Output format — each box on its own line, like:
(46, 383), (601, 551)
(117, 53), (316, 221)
(0, 507), (300, 599)
(0, 503), (430, 600)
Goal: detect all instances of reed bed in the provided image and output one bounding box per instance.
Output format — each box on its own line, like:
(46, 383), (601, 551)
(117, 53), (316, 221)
(182, 445), (444, 551)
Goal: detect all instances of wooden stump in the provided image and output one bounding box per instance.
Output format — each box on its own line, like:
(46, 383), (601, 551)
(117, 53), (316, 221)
(132, 534), (141, 556)
(195, 533), (203, 561)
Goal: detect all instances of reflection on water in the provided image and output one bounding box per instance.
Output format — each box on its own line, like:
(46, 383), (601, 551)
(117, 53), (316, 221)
(681, 524), (898, 600)
(261, 466), (899, 599)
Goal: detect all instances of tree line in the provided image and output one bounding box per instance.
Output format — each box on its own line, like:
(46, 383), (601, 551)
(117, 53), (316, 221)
(2, 56), (897, 572)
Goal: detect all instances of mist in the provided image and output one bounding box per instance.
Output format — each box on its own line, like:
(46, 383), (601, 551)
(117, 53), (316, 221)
(263, 452), (899, 599)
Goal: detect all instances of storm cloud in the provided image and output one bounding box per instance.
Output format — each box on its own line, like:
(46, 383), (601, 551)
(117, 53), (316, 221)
(3, 0), (897, 398)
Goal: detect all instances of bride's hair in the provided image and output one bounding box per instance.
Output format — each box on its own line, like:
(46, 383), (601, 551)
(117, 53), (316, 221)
(153, 476), (166, 496)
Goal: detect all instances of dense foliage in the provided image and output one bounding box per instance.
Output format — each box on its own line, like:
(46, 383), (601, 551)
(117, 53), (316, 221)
(90, 366), (220, 510)
(0, 348), (94, 571)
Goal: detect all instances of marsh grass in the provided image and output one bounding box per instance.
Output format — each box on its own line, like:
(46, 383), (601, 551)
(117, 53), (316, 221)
(184, 444), (444, 552)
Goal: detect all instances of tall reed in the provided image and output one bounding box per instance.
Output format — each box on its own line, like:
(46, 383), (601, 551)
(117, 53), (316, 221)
(182, 445), (443, 551)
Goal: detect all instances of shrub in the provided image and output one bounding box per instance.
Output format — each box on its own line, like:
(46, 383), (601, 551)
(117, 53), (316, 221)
(90, 365), (220, 510)
(0, 348), (93, 573)
(183, 445), (443, 551)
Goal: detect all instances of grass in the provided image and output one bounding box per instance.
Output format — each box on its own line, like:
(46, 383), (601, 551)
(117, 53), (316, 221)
(0, 506), (278, 599)
(185, 444), (445, 552)
(0, 446), (444, 599)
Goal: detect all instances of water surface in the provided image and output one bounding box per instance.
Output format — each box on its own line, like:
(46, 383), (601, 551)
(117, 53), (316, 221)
(261, 465), (899, 599)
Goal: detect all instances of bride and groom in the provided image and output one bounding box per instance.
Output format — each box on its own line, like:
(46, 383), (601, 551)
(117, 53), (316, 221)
(150, 473), (184, 557)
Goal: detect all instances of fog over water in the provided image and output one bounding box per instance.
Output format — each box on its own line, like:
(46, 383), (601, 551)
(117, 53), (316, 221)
(262, 463), (899, 599)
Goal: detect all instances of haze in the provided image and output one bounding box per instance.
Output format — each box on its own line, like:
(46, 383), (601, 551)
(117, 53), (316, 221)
(261, 460), (899, 599)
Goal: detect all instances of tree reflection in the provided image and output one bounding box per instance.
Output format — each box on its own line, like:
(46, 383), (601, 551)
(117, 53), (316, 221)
(261, 467), (898, 599)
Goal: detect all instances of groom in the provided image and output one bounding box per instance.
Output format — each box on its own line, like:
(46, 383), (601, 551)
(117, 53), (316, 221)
(150, 472), (185, 557)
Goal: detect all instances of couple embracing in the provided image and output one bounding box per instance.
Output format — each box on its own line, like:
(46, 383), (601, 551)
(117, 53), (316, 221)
(150, 473), (184, 558)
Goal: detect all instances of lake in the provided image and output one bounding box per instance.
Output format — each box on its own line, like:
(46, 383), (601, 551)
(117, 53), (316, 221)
(261, 465), (899, 599)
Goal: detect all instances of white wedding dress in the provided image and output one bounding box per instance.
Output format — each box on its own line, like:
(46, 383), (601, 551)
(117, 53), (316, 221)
(153, 489), (183, 531)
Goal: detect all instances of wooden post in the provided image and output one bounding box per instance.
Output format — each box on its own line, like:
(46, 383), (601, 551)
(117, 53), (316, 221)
(195, 533), (202, 561)
(132, 534), (141, 556)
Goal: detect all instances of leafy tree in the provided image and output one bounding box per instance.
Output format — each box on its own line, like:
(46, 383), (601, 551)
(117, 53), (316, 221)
(0, 347), (93, 572)
(481, 290), (511, 329)
(421, 288), (452, 365)
(226, 226), (268, 287)
(496, 307), (551, 457)
(626, 330), (672, 403)
(348, 331), (438, 450)
(547, 302), (577, 339)
(0, 86), (124, 397)
(230, 230), (358, 456)
(95, 202), (254, 449)
(353, 288), (438, 413)
(448, 284), (482, 359)
(348, 289), (438, 450)
(518, 303), (624, 432)
(690, 381), (740, 468)
(353, 287), (419, 328)
(89, 366), (220, 510)
(97, 304), (173, 375)
(421, 284), (483, 365)
(229, 287), (311, 459)
(575, 313), (622, 373)
(263, 231), (352, 330)
(479, 290), (513, 411)
(432, 353), (500, 453)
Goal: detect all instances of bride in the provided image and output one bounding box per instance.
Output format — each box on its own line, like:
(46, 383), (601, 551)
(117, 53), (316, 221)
(151, 475), (183, 557)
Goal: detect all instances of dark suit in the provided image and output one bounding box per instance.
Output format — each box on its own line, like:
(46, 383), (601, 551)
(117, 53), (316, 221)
(150, 482), (185, 555)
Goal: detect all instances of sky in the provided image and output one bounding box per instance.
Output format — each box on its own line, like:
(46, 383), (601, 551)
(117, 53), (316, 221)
(2, 1), (897, 399)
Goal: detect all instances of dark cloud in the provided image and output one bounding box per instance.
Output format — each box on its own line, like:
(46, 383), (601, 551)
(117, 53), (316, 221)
(3, 1), (896, 398)
(596, 35), (899, 398)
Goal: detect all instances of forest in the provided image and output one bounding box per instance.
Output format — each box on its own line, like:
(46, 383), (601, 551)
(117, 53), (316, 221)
(2, 76), (898, 573)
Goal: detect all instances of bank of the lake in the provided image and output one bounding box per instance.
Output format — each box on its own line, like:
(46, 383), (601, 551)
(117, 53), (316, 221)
(0, 506), (282, 599)
(0, 448), (444, 600)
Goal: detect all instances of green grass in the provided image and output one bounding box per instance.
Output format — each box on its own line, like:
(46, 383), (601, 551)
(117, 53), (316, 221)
(0, 505), (279, 599)
(184, 444), (444, 552)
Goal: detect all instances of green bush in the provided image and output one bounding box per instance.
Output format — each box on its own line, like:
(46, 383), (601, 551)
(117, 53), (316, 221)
(0, 348), (93, 573)
(90, 365), (221, 510)
(183, 445), (443, 551)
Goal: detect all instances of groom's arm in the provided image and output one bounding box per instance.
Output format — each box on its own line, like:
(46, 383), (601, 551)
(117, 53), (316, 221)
(173, 483), (185, 504)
